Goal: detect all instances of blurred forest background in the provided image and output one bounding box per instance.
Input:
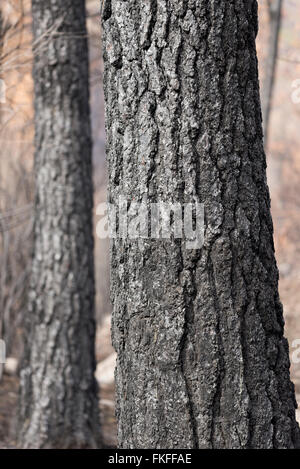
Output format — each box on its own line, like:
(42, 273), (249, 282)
(0, 0), (300, 448)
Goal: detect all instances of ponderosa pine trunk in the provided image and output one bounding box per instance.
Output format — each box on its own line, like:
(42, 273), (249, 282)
(102, 0), (300, 449)
(18, 0), (100, 448)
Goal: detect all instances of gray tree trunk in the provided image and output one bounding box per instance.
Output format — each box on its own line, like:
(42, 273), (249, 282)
(18, 0), (100, 449)
(102, 0), (300, 449)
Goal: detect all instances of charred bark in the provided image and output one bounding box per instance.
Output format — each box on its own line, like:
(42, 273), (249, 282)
(102, 0), (300, 449)
(18, 0), (100, 449)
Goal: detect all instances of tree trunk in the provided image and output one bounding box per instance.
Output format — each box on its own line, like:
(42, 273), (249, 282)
(262, 0), (283, 148)
(18, 0), (100, 448)
(102, 0), (300, 449)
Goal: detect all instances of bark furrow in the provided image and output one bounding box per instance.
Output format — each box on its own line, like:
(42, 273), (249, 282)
(102, 0), (300, 449)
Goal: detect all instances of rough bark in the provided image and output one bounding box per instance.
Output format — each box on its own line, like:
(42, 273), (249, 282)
(18, 0), (100, 448)
(102, 0), (300, 449)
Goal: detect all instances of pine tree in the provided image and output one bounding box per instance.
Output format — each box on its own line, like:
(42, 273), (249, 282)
(18, 0), (100, 448)
(102, 0), (300, 449)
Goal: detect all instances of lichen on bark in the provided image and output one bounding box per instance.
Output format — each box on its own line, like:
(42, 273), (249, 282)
(102, 0), (300, 449)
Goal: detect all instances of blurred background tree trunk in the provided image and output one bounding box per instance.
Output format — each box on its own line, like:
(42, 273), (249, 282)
(18, 0), (101, 448)
(103, 0), (300, 449)
(262, 0), (283, 148)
